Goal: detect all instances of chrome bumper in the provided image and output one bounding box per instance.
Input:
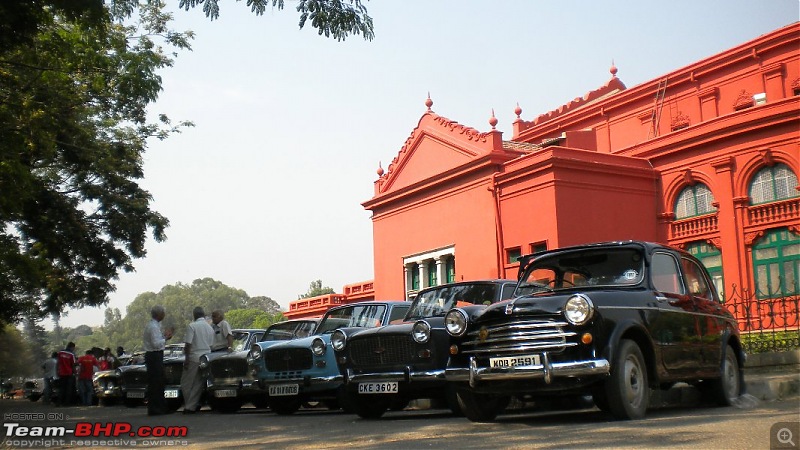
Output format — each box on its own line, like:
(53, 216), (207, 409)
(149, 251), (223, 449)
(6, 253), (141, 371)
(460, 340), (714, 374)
(345, 367), (445, 384)
(445, 355), (610, 387)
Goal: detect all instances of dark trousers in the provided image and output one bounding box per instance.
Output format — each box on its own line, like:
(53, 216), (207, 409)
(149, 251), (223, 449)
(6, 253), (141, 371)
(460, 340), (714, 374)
(58, 375), (75, 406)
(145, 350), (166, 414)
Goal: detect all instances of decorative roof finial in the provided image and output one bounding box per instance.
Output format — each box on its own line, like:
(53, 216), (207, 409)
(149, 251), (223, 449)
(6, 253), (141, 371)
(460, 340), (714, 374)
(376, 161), (384, 177)
(514, 103), (522, 122)
(610, 59), (618, 78)
(489, 109), (498, 130)
(425, 93), (433, 111)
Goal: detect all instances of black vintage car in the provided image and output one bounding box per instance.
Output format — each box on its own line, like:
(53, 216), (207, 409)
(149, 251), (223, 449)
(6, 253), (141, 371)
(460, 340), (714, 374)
(119, 344), (184, 410)
(199, 328), (266, 413)
(332, 280), (517, 419)
(444, 241), (745, 422)
(94, 352), (144, 406)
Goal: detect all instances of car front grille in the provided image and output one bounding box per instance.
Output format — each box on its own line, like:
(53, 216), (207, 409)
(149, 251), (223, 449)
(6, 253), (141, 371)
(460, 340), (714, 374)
(163, 364), (183, 385)
(460, 318), (576, 355)
(121, 371), (147, 387)
(210, 358), (248, 379)
(265, 348), (313, 372)
(348, 335), (415, 368)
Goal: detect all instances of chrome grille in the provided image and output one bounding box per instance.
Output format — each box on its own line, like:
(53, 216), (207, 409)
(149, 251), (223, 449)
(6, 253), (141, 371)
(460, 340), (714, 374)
(210, 358), (248, 379)
(461, 319), (576, 355)
(265, 348), (313, 372)
(348, 335), (415, 367)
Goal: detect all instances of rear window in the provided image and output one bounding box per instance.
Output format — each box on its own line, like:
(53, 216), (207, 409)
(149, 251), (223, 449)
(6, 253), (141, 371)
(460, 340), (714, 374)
(406, 284), (500, 320)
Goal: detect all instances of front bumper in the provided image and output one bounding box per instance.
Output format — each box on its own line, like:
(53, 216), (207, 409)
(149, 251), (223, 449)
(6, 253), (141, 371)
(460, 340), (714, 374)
(344, 367), (445, 384)
(260, 373), (343, 393)
(445, 355), (610, 387)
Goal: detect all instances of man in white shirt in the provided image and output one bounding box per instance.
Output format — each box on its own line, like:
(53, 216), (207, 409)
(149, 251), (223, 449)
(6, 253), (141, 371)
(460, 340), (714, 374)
(210, 310), (234, 352)
(180, 306), (214, 413)
(41, 352), (57, 404)
(143, 305), (173, 415)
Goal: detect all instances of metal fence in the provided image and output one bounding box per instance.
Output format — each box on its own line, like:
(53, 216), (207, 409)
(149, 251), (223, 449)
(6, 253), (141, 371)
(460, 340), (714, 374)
(724, 285), (800, 354)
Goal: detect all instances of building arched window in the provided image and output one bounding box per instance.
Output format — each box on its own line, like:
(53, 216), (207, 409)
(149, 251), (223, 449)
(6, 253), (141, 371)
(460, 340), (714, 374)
(427, 260), (437, 286)
(445, 256), (455, 283)
(675, 184), (716, 219)
(749, 163), (799, 205)
(410, 267), (419, 291)
(686, 241), (724, 300)
(752, 228), (800, 299)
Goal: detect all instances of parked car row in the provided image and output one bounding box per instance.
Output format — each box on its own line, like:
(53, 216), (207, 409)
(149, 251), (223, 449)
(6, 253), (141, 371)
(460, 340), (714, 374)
(97, 241), (746, 423)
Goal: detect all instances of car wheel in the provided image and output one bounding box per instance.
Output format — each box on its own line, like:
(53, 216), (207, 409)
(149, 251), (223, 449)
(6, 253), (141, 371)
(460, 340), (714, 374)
(166, 398), (182, 412)
(604, 339), (649, 420)
(337, 387), (355, 414)
(209, 398), (242, 413)
(270, 398), (301, 415)
(708, 345), (742, 406)
(456, 389), (508, 423)
(590, 385), (611, 412)
(251, 396), (269, 409)
(445, 385), (463, 416)
(352, 395), (390, 419)
(98, 397), (118, 407)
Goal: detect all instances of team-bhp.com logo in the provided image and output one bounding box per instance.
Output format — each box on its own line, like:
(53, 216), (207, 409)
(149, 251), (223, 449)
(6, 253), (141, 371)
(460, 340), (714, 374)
(4, 422), (188, 438)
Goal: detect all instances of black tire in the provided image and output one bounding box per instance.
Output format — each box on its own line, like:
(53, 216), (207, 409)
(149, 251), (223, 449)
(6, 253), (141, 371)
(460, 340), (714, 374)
(251, 396), (269, 409)
(352, 395), (390, 419)
(208, 398), (242, 413)
(98, 397), (118, 407)
(445, 385), (463, 416)
(456, 389), (509, 423)
(322, 399), (340, 411)
(590, 385), (611, 412)
(708, 345), (742, 406)
(337, 387), (355, 414)
(271, 398), (302, 415)
(603, 339), (649, 420)
(166, 398), (182, 412)
(123, 398), (142, 408)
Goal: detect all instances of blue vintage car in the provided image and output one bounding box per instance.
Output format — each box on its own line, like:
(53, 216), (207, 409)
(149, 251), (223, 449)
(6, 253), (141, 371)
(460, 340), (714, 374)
(255, 300), (410, 415)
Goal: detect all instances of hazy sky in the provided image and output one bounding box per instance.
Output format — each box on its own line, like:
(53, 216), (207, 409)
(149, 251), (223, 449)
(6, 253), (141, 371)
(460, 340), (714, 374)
(54, 0), (799, 329)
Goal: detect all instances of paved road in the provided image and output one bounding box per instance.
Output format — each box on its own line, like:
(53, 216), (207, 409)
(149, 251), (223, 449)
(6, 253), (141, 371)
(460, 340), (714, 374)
(1, 397), (799, 449)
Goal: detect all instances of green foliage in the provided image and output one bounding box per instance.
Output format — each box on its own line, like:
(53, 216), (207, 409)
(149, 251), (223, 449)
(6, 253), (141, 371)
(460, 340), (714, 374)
(741, 330), (800, 354)
(178, 0), (374, 41)
(226, 308), (285, 330)
(0, 325), (37, 379)
(298, 279), (336, 299)
(0, 1), (193, 326)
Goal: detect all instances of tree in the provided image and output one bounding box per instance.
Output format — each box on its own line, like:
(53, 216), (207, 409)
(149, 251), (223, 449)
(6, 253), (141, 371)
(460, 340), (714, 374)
(244, 296), (282, 314)
(298, 280), (336, 299)
(0, 325), (37, 379)
(0, 1), (192, 327)
(225, 308), (284, 330)
(178, 0), (375, 41)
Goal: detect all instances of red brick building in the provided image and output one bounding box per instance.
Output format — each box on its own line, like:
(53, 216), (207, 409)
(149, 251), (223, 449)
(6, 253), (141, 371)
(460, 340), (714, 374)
(286, 23), (799, 320)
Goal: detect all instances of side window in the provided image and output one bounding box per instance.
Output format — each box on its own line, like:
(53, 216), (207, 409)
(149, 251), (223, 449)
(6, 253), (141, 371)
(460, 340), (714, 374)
(682, 258), (713, 300)
(501, 283), (516, 299)
(388, 305), (410, 324)
(651, 253), (684, 295)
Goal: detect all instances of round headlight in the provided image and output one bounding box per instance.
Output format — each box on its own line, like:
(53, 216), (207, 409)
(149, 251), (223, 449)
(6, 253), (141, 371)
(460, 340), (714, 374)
(412, 321), (431, 344)
(331, 330), (346, 351)
(311, 338), (326, 356)
(565, 294), (594, 325)
(444, 309), (468, 337)
(199, 356), (209, 370)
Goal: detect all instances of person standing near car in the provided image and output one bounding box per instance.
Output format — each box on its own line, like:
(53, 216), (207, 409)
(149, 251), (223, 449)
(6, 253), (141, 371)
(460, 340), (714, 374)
(210, 310), (234, 352)
(41, 352), (57, 405)
(143, 305), (173, 416)
(76, 349), (98, 406)
(56, 342), (77, 406)
(180, 306), (214, 414)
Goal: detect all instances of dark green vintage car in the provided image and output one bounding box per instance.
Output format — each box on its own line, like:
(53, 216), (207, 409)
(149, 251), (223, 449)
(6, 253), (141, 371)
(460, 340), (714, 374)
(444, 241), (744, 422)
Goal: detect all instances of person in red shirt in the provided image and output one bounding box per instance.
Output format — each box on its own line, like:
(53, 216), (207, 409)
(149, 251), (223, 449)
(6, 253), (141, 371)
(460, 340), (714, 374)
(56, 342), (77, 406)
(76, 350), (98, 406)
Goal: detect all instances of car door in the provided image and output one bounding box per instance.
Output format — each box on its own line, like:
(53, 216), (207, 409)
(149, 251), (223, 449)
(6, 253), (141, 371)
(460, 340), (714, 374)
(650, 251), (702, 373)
(680, 256), (725, 370)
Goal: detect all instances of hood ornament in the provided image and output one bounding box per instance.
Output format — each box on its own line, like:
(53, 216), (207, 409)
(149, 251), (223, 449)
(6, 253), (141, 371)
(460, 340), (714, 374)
(505, 299), (517, 315)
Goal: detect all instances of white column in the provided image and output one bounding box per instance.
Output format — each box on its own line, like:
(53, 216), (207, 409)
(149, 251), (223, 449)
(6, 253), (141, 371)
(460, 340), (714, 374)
(419, 261), (428, 289)
(435, 256), (445, 286)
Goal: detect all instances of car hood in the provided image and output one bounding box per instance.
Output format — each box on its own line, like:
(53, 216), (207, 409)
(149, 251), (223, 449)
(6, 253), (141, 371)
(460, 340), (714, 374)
(205, 349), (248, 362)
(348, 317), (447, 339)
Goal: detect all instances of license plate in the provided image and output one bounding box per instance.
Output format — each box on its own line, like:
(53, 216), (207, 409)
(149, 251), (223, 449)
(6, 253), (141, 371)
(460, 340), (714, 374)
(489, 354), (541, 368)
(126, 391), (145, 399)
(214, 389), (237, 398)
(268, 384), (299, 396)
(164, 389), (179, 398)
(358, 382), (398, 394)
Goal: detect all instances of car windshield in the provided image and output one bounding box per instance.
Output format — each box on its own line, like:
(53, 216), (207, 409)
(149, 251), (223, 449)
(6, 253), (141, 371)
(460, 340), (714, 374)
(315, 304), (387, 334)
(516, 247), (645, 296)
(230, 331), (251, 352)
(406, 283), (500, 320)
(261, 321), (317, 341)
